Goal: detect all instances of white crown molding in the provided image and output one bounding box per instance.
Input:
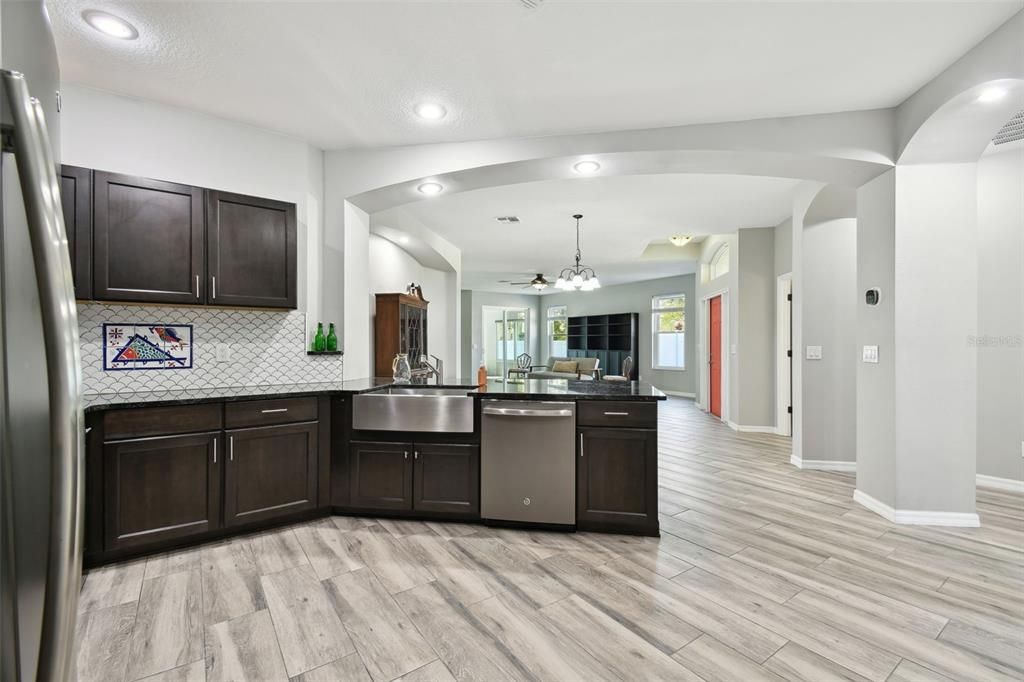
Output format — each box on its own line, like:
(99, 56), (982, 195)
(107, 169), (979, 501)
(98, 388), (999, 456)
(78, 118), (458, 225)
(790, 455), (855, 472)
(976, 474), (1024, 493)
(854, 489), (980, 527)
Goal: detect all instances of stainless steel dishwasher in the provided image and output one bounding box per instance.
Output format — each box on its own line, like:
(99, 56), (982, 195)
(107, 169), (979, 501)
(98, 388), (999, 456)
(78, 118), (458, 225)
(480, 400), (576, 527)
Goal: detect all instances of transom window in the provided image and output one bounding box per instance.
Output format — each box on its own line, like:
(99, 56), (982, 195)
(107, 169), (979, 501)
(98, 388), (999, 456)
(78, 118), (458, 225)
(547, 305), (568, 357)
(710, 243), (730, 279)
(652, 295), (685, 370)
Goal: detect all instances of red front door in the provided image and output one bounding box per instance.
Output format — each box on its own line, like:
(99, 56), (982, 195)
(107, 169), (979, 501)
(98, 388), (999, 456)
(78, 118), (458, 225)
(709, 296), (722, 417)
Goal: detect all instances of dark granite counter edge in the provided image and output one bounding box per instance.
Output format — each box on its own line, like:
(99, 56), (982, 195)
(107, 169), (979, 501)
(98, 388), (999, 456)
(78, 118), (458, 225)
(84, 379), (666, 413)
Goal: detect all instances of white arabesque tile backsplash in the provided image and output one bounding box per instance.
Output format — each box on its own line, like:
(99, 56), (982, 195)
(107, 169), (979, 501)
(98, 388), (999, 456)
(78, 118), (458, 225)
(78, 303), (343, 394)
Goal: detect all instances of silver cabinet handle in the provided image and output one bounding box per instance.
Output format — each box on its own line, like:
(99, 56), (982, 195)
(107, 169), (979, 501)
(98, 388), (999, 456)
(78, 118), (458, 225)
(261, 408), (288, 414)
(195, 274), (200, 299)
(213, 438), (217, 464)
(482, 406), (574, 418)
(212, 275), (217, 300)
(604, 411), (630, 416)
(229, 435), (234, 461)
(414, 451), (419, 460)
(2, 69), (84, 682)
(404, 451), (409, 460)
(579, 432), (584, 457)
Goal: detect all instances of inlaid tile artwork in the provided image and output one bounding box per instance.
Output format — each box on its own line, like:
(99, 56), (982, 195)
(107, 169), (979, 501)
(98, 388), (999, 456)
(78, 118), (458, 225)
(103, 323), (193, 371)
(80, 303), (344, 395)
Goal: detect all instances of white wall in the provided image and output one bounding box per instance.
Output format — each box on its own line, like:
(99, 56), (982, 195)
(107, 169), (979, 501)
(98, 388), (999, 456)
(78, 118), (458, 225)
(774, 218), (793, 277)
(801, 218), (857, 465)
(60, 85), (324, 318)
(976, 144), (1024, 483)
(460, 291), (541, 379)
(540, 275), (698, 395)
(368, 234), (457, 376)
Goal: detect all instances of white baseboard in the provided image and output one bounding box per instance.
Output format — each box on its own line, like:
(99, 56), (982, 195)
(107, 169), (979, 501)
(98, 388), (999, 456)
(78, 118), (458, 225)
(790, 455), (856, 472)
(726, 421), (777, 434)
(853, 489), (980, 527)
(976, 474), (1024, 493)
(661, 390), (696, 398)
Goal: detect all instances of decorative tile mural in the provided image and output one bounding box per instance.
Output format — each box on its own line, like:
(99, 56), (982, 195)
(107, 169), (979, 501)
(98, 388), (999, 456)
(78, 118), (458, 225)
(79, 304), (344, 395)
(103, 323), (193, 371)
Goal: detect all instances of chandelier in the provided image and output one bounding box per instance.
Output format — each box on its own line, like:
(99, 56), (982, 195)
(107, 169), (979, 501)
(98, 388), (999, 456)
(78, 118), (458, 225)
(555, 214), (601, 291)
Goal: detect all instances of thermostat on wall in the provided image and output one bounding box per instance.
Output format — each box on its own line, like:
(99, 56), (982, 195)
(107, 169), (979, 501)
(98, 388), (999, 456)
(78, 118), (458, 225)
(865, 288), (881, 306)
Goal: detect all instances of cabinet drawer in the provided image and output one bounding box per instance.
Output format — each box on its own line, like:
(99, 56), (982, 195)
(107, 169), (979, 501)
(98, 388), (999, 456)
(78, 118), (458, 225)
(225, 397), (318, 428)
(104, 403), (222, 440)
(576, 401), (657, 429)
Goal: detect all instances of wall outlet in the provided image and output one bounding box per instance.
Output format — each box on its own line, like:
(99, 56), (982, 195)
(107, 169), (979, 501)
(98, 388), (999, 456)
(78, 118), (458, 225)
(215, 343), (231, 363)
(806, 345), (823, 360)
(862, 345), (879, 363)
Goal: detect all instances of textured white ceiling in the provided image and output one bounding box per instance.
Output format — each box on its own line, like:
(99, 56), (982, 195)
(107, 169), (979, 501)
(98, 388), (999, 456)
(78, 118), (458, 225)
(48, 0), (1022, 149)
(388, 173), (801, 293)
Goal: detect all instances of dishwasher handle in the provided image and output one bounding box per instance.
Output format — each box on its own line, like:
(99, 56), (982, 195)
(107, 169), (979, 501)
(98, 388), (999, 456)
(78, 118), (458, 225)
(482, 405), (574, 418)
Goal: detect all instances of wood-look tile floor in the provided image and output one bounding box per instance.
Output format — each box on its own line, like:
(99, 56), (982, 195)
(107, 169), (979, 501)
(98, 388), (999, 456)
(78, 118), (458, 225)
(74, 398), (1024, 682)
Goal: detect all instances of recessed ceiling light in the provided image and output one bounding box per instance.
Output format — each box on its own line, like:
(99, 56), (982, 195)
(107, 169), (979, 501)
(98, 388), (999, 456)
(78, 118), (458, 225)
(417, 182), (443, 196)
(977, 87), (1007, 103)
(414, 103), (447, 120)
(82, 10), (138, 40)
(669, 235), (693, 247)
(573, 160), (601, 174)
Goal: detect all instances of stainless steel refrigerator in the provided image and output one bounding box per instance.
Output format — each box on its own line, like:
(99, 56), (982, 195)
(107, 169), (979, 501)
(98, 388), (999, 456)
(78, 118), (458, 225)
(1, 1), (84, 680)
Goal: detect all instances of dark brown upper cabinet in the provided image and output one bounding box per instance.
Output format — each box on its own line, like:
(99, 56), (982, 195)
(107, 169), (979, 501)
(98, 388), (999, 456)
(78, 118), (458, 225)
(206, 190), (297, 309)
(60, 165), (93, 299)
(93, 172), (205, 305)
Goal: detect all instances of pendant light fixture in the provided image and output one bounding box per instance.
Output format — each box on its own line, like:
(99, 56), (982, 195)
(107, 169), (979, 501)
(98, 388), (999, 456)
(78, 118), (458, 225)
(555, 214), (601, 291)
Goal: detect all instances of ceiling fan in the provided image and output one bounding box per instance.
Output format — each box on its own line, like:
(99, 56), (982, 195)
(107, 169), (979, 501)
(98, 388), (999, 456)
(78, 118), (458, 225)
(502, 273), (550, 290)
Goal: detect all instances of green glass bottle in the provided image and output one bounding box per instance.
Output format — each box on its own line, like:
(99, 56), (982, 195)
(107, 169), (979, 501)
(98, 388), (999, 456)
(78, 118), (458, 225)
(326, 323), (338, 352)
(313, 322), (326, 352)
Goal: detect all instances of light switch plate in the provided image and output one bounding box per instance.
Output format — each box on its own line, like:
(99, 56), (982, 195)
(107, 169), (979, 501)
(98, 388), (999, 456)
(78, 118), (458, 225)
(215, 343), (231, 363)
(806, 345), (823, 360)
(862, 345), (879, 363)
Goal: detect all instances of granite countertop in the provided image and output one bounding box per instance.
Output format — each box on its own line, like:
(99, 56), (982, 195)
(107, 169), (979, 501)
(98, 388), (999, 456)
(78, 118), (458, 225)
(477, 378), (666, 401)
(83, 376), (664, 412)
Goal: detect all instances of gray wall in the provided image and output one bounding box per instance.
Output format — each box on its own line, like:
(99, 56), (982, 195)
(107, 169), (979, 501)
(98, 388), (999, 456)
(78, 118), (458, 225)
(736, 228), (777, 427)
(856, 172), (897, 506)
(977, 146), (1024, 482)
(460, 291), (541, 378)
(774, 218), (792, 276)
(541, 275), (697, 395)
(801, 218), (857, 464)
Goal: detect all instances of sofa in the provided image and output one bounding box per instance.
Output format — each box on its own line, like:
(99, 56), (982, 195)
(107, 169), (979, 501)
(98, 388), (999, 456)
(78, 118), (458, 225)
(527, 356), (600, 380)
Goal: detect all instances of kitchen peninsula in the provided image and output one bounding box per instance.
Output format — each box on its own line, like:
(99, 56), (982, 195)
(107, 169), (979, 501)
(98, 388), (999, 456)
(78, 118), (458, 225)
(82, 377), (665, 566)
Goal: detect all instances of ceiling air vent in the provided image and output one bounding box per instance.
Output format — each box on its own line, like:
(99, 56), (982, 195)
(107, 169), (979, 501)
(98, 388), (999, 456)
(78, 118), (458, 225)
(519, 0), (545, 8)
(993, 110), (1024, 145)
(495, 216), (520, 224)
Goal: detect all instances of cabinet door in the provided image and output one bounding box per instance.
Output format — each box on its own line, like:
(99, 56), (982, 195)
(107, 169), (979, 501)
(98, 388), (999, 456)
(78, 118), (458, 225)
(59, 165), (92, 299)
(224, 422), (317, 526)
(207, 190), (296, 309)
(577, 428), (658, 534)
(350, 441), (413, 511)
(93, 172), (205, 304)
(413, 444), (479, 515)
(104, 432), (221, 551)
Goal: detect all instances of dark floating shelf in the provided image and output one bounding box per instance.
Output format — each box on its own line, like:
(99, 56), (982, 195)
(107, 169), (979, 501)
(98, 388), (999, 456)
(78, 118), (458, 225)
(306, 350), (344, 356)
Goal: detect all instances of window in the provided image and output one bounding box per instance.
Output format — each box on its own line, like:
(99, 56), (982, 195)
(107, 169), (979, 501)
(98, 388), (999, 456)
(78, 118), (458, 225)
(547, 305), (568, 357)
(710, 243), (730, 279)
(652, 295), (685, 370)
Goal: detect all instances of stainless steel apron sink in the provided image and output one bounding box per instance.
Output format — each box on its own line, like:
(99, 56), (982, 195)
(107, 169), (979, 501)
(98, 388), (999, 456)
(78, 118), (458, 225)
(351, 386), (476, 432)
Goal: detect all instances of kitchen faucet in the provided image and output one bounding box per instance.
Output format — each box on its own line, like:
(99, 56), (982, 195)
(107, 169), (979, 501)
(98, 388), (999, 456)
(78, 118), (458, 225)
(418, 355), (444, 384)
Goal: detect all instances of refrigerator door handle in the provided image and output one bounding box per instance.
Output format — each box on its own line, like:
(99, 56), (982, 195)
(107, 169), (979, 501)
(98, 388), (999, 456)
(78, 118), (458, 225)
(2, 69), (84, 682)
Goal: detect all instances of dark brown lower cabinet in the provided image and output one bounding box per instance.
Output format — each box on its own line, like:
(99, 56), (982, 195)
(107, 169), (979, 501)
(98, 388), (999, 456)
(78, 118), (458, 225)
(414, 443), (479, 515)
(350, 441), (414, 511)
(577, 427), (658, 535)
(104, 432), (221, 551)
(224, 422), (318, 526)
